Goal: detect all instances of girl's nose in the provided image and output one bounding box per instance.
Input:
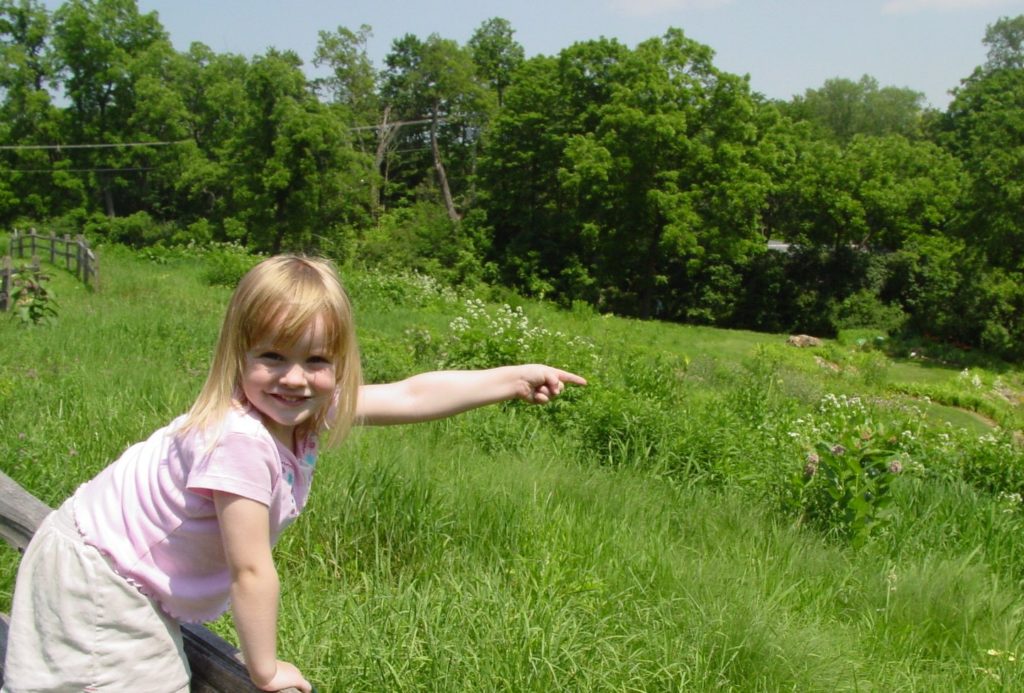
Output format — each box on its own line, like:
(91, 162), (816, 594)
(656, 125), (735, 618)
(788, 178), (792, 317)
(280, 363), (307, 386)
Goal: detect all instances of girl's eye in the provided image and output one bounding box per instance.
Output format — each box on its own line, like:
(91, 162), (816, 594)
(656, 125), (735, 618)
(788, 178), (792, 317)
(308, 355), (332, 366)
(258, 351), (283, 361)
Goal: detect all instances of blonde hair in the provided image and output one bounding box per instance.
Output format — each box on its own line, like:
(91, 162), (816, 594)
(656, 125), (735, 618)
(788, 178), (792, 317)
(183, 255), (362, 448)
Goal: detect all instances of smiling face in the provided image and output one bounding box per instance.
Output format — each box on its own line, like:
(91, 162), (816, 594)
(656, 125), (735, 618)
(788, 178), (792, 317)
(240, 316), (337, 450)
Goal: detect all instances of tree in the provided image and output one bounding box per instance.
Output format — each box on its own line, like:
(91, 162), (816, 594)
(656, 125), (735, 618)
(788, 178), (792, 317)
(983, 14), (1024, 71)
(136, 42), (246, 232)
(943, 51), (1024, 271)
(313, 24), (378, 123)
(782, 75), (925, 143)
(380, 33), (491, 221)
(51, 0), (171, 217)
(227, 48), (369, 254)
(0, 0), (80, 221)
(479, 29), (773, 319)
(314, 24), (395, 218)
(771, 128), (961, 253)
(467, 17), (523, 108)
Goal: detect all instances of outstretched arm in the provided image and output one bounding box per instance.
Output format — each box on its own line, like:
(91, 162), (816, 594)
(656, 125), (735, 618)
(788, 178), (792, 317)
(356, 364), (586, 426)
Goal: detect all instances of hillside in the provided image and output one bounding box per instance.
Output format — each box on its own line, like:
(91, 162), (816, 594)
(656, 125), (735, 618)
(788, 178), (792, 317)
(2, 246), (1023, 691)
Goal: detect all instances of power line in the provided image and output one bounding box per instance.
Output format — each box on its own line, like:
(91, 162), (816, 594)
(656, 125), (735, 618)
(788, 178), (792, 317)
(349, 117), (438, 132)
(1, 166), (156, 173)
(0, 139), (190, 151)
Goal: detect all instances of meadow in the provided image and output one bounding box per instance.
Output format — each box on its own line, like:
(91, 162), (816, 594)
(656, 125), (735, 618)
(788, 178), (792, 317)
(2, 245), (1024, 691)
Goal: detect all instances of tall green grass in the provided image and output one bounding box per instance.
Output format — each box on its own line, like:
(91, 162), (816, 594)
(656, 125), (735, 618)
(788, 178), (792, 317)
(2, 246), (1023, 691)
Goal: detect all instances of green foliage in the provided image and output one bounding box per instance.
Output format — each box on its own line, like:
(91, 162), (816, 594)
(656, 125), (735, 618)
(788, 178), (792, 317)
(439, 298), (597, 372)
(781, 75), (926, 142)
(356, 202), (489, 286)
(5, 248), (1024, 690)
(8, 263), (58, 325)
(201, 243), (262, 287)
(479, 29), (772, 317)
(467, 17), (524, 107)
(1, 2), (1024, 375)
(829, 289), (907, 334)
(345, 266), (459, 311)
(983, 15), (1024, 71)
(784, 394), (909, 546)
(954, 429), (1024, 498)
(943, 63), (1024, 272)
(83, 210), (177, 247)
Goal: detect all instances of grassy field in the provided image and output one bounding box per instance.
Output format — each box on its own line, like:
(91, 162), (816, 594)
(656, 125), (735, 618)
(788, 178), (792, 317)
(2, 245), (1024, 691)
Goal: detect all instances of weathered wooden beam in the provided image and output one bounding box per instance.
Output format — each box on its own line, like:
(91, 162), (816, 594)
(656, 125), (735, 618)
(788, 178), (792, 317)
(0, 472), (50, 552)
(0, 471), (300, 692)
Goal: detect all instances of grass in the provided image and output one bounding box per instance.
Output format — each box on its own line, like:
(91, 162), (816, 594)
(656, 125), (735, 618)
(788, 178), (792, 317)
(2, 246), (1024, 691)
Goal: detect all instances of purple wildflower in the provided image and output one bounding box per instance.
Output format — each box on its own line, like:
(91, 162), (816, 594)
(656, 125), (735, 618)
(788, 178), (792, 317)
(804, 452), (820, 478)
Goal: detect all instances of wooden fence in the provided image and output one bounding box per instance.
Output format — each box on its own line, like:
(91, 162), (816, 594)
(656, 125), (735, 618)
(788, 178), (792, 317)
(8, 228), (99, 289)
(0, 471), (302, 693)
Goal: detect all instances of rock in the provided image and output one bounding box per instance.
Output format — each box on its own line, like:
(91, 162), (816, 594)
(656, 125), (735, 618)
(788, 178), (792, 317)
(786, 334), (822, 348)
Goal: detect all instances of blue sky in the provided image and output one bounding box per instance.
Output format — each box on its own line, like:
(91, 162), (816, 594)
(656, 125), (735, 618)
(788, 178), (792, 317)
(48, 0), (1024, 109)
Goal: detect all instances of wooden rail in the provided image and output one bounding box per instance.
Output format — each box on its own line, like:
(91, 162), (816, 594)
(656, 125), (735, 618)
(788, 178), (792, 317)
(0, 471), (301, 692)
(8, 228), (99, 289)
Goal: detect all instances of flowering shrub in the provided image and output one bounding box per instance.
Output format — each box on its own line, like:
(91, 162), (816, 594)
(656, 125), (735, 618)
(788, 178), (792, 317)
(791, 438), (904, 547)
(784, 394), (917, 546)
(954, 429), (1024, 497)
(348, 268), (459, 310)
(441, 299), (597, 371)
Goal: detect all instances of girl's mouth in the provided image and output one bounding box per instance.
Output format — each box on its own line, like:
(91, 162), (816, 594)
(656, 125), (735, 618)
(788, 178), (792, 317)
(271, 393), (309, 405)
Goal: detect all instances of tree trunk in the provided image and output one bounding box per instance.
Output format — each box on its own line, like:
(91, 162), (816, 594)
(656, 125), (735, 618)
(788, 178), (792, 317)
(102, 174), (116, 218)
(430, 104), (461, 222)
(371, 105), (397, 220)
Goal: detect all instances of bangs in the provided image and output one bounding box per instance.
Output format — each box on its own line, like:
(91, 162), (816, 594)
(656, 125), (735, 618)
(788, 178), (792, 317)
(250, 304), (343, 351)
(239, 270), (348, 362)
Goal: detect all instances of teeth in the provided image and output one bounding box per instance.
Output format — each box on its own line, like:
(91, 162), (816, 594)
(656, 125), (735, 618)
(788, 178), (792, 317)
(274, 394), (306, 403)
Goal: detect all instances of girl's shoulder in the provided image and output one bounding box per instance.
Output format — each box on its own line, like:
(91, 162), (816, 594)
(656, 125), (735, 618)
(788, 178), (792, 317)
(179, 404), (276, 454)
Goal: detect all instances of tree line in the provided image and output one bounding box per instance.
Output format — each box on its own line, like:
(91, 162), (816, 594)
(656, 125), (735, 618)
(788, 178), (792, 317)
(2, 0), (1023, 359)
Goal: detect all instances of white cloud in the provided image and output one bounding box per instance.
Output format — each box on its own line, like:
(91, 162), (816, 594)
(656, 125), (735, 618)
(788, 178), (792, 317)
(608, 0), (734, 18)
(882, 0), (1018, 14)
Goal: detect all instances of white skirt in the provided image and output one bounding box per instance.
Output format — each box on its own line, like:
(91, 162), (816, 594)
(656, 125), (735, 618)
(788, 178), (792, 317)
(3, 499), (190, 692)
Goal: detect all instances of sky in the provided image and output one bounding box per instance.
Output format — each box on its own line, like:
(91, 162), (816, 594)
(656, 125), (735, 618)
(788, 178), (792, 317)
(46, 0), (1024, 109)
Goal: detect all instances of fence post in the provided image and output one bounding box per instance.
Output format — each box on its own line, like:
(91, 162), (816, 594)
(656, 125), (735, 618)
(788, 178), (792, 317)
(89, 248), (99, 290)
(4, 230), (97, 292)
(0, 256), (10, 312)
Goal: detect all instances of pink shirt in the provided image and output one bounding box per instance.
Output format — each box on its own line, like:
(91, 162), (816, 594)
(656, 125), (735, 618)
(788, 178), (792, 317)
(73, 406), (317, 623)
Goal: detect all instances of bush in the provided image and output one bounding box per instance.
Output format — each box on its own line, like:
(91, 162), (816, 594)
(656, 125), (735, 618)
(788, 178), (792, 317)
(345, 268), (459, 312)
(781, 394), (918, 546)
(829, 289), (906, 334)
(439, 298), (597, 373)
(8, 264), (58, 326)
(357, 203), (489, 286)
(953, 429), (1024, 498)
(83, 211), (178, 247)
(202, 244), (262, 287)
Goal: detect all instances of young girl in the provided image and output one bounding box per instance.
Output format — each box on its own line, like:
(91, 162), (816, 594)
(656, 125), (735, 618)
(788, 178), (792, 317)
(2, 255), (585, 692)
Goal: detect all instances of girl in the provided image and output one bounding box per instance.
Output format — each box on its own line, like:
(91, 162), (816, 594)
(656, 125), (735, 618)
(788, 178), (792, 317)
(3, 255), (585, 692)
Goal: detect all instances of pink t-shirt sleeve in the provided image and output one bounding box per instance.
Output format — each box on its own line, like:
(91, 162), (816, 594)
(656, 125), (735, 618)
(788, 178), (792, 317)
(185, 432), (278, 506)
